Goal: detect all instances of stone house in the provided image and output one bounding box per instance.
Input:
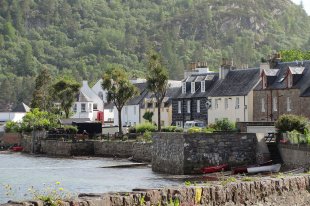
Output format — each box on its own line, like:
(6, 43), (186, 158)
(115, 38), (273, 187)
(207, 65), (260, 124)
(253, 61), (310, 121)
(172, 63), (219, 127)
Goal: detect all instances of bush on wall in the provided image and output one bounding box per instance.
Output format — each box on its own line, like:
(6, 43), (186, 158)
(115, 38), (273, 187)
(275, 114), (309, 133)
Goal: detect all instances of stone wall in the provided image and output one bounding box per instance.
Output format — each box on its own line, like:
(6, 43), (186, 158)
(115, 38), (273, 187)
(279, 144), (310, 169)
(94, 141), (152, 162)
(152, 133), (184, 174)
(5, 175), (310, 206)
(21, 138), (152, 162)
(0, 133), (22, 146)
(152, 132), (257, 175)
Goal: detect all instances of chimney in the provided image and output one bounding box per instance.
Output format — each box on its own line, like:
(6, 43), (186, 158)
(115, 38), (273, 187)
(260, 62), (270, 73)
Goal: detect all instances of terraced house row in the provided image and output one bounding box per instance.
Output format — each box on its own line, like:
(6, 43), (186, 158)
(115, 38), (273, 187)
(70, 58), (310, 128)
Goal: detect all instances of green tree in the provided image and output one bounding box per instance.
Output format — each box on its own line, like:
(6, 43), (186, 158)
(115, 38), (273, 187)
(31, 68), (52, 111)
(143, 111), (154, 123)
(146, 50), (169, 131)
(101, 67), (138, 135)
(52, 78), (81, 118)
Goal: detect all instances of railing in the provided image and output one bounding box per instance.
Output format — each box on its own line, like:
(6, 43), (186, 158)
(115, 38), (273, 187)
(264, 133), (276, 143)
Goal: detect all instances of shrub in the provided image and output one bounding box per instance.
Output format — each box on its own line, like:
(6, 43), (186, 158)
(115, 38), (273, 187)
(187, 127), (202, 133)
(136, 122), (156, 133)
(161, 126), (183, 132)
(4, 121), (19, 133)
(64, 125), (78, 134)
(136, 131), (152, 142)
(202, 127), (215, 133)
(214, 119), (236, 131)
(275, 114), (309, 133)
(128, 126), (136, 133)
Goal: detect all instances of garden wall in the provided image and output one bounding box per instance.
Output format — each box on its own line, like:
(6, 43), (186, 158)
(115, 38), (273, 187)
(279, 144), (310, 169)
(152, 132), (258, 175)
(5, 175), (310, 206)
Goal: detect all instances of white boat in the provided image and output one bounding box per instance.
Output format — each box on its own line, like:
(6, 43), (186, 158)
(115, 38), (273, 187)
(247, 163), (281, 174)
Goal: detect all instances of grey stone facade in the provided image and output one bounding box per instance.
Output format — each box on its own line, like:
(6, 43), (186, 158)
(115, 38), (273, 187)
(152, 132), (257, 175)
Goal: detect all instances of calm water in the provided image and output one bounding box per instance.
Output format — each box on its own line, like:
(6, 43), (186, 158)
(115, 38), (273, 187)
(0, 153), (179, 203)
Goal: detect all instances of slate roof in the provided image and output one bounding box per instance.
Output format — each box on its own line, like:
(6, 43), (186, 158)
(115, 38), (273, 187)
(126, 82), (148, 105)
(104, 102), (114, 110)
(11, 102), (30, 113)
(176, 72), (219, 99)
(255, 60), (310, 97)
(209, 68), (260, 97)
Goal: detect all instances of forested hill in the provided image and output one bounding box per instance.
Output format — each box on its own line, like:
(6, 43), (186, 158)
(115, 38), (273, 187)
(0, 0), (309, 110)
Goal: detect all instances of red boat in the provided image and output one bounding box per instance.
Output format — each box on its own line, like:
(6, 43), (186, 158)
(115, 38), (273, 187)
(10, 146), (23, 152)
(201, 164), (229, 174)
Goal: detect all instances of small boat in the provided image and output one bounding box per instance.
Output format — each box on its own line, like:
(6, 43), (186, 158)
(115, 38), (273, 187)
(201, 164), (229, 174)
(10, 146), (23, 152)
(232, 160), (273, 174)
(247, 163), (281, 174)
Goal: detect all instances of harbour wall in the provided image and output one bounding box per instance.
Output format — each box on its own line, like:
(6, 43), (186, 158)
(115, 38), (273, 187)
(4, 175), (310, 206)
(152, 132), (258, 175)
(279, 144), (310, 169)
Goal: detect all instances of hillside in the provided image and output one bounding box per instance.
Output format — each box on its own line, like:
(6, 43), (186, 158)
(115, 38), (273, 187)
(0, 0), (309, 110)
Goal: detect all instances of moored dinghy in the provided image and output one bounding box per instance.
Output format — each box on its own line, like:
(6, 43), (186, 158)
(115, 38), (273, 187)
(201, 164), (229, 174)
(247, 164), (281, 174)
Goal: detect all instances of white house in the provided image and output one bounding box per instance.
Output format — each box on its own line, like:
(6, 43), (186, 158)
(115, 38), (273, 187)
(0, 102), (30, 123)
(207, 64), (261, 124)
(71, 81), (104, 122)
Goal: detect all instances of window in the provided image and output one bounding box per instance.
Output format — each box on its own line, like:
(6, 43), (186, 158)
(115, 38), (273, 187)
(176, 121), (183, 128)
(287, 97), (292, 112)
(81, 103), (86, 112)
(261, 98), (265, 112)
(225, 98), (228, 109)
(182, 82), (186, 94)
(201, 81), (205, 92)
(73, 104), (77, 113)
(134, 106), (137, 115)
(125, 107), (128, 115)
(93, 104), (98, 111)
(187, 100), (191, 113)
(235, 97), (240, 109)
(89, 103), (92, 111)
(178, 101), (182, 114)
(197, 100), (200, 113)
(262, 75), (267, 89)
(273, 97), (277, 112)
(147, 102), (153, 108)
(215, 99), (219, 109)
(109, 108), (113, 112)
(288, 74), (293, 88)
(191, 82), (195, 93)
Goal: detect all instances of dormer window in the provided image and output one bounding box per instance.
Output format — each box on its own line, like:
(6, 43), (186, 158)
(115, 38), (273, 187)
(182, 82), (186, 94)
(201, 81), (205, 92)
(191, 82), (195, 93)
(288, 73), (293, 88)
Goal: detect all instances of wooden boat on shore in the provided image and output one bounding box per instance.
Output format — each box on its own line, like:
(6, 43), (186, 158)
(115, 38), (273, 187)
(232, 160), (273, 174)
(247, 163), (281, 174)
(201, 164), (229, 174)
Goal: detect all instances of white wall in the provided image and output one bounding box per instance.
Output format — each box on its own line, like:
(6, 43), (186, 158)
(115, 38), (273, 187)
(208, 95), (250, 124)
(0, 112), (26, 122)
(92, 79), (108, 103)
(113, 105), (140, 126)
(104, 108), (114, 124)
(81, 81), (104, 112)
(71, 102), (93, 120)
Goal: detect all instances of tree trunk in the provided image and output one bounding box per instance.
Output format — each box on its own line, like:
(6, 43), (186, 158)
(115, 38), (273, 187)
(157, 100), (161, 132)
(118, 108), (123, 135)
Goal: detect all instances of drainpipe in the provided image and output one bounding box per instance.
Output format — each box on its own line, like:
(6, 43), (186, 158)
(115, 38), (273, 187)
(244, 95), (246, 122)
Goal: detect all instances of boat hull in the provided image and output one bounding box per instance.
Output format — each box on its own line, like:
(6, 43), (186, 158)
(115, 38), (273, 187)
(247, 164), (281, 173)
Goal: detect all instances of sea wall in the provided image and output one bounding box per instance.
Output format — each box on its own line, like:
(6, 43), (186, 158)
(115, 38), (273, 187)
(5, 175), (310, 206)
(153, 132), (257, 175)
(21, 139), (151, 162)
(279, 144), (310, 169)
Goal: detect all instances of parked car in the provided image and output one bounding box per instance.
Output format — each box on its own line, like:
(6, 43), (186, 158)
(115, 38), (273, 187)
(184, 120), (206, 131)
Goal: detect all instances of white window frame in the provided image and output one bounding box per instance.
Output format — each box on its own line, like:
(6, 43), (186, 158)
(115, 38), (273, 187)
(273, 97), (277, 112)
(288, 74), (293, 88)
(191, 82), (195, 94)
(182, 82), (186, 94)
(134, 106), (137, 115)
(261, 98), (265, 112)
(187, 100), (191, 113)
(224, 98), (228, 110)
(235, 97), (240, 109)
(93, 103), (98, 111)
(215, 99), (219, 109)
(178, 101), (182, 114)
(197, 100), (200, 113)
(201, 81), (205, 92)
(287, 97), (292, 112)
(73, 104), (77, 113)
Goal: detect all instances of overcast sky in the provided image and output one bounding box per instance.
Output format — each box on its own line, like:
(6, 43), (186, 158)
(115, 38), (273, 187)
(291, 0), (310, 15)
